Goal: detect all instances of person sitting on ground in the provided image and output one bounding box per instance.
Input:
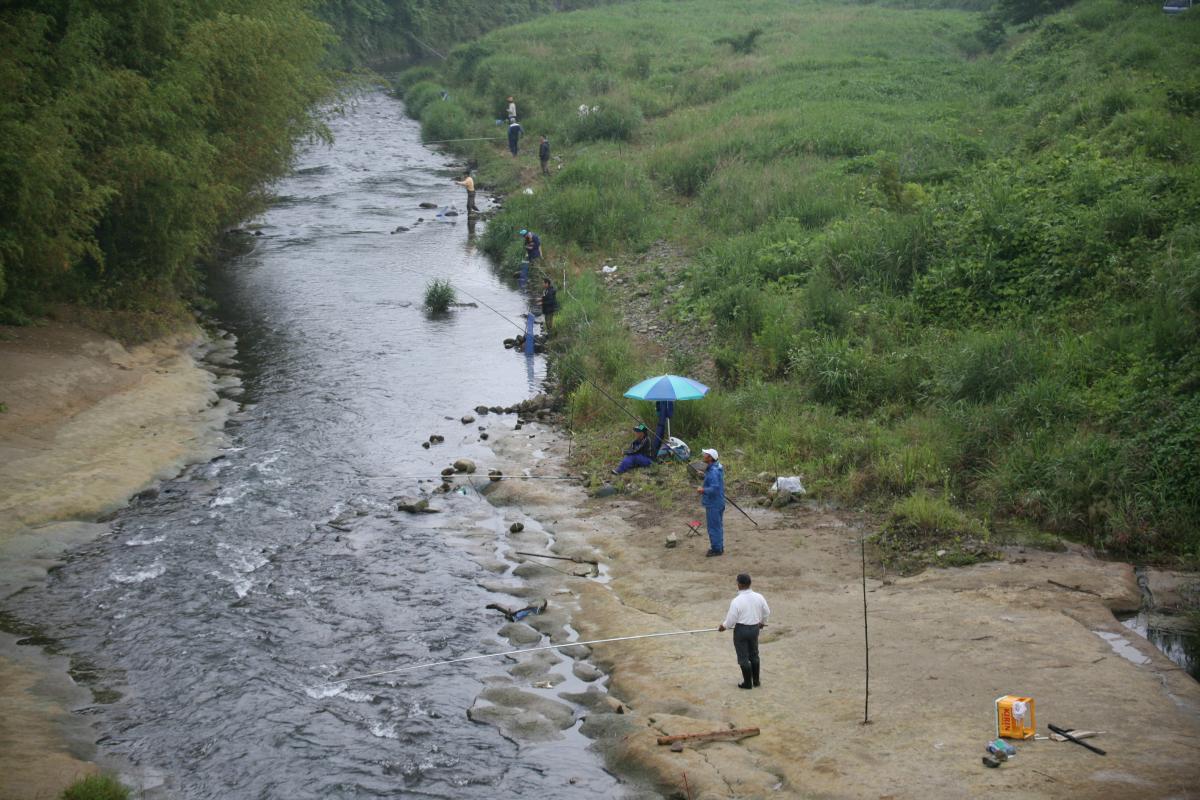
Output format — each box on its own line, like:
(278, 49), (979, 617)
(613, 424), (654, 474)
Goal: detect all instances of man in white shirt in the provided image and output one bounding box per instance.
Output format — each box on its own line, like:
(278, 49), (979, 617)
(718, 573), (770, 689)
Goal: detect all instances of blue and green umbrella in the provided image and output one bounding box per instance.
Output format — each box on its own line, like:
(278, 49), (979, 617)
(623, 374), (709, 401)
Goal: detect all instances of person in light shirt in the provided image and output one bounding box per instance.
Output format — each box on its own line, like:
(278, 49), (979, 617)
(717, 573), (770, 689)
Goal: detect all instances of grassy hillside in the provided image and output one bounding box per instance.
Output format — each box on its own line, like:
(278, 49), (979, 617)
(400, 0), (1200, 560)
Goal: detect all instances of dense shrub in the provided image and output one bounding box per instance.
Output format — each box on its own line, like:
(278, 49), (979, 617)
(0, 0), (331, 317)
(567, 99), (643, 142)
(423, 279), (456, 313)
(61, 774), (129, 800)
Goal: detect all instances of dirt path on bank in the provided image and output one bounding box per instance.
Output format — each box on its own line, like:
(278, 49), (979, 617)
(0, 321), (230, 800)
(484, 424), (1200, 800)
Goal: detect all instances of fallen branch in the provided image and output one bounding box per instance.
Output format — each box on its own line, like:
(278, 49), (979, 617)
(657, 727), (760, 746)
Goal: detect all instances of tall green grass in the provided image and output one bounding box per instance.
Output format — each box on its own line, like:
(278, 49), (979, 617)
(414, 0), (1200, 560)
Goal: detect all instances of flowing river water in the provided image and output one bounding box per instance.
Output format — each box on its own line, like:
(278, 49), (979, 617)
(1, 90), (631, 798)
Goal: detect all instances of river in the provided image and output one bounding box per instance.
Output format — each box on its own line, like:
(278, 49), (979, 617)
(1, 89), (629, 798)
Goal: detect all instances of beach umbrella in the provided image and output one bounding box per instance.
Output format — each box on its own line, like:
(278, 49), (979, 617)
(624, 374), (709, 451)
(623, 374), (709, 402)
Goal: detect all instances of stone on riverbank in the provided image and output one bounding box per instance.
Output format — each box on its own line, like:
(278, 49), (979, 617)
(453, 458), (476, 473)
(498, 621), (542, 645)
(572, 661), (604, 682)
(467, 687), (575, 742)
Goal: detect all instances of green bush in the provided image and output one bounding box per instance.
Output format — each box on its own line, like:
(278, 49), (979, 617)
(931, 328), (1044, 404)
(567, 99), (643, 142)
(61, 774), (129, 800)
(394, 66), (439, 93)
(423, 279), (456, 313)
(404, 81), (446, 117)
(420, 101), (470, 143)
(872, 490), (996, 574)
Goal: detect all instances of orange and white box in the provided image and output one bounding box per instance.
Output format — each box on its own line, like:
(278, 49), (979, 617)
(995, 695), (1036, 739)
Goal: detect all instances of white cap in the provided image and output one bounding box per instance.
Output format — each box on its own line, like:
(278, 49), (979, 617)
(702, 448), (719, 460)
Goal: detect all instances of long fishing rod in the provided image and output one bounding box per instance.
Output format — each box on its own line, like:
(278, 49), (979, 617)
(361, 474), (583, 481)
(304, 627), (719, 690)
(423, 137), (501, 144)
(392, 261), (756, 526)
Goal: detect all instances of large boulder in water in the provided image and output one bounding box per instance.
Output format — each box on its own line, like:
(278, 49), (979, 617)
(467, 687), (576, 741)
(453, 458), (476, 473)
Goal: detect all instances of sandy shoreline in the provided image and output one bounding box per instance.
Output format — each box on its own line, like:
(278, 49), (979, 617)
(479, 422), (1200, 800)
(0, 321), (232, 800)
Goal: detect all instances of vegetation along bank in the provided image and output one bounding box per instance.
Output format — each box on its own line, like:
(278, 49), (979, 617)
(0, 0), (613, 340)
(396, 0), (1200, 562)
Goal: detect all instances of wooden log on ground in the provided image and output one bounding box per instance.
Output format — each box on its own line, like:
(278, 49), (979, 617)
(656, 727), (760, 746)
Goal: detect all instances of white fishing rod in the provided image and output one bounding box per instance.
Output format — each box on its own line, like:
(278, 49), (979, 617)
(304, 627), (719, 691)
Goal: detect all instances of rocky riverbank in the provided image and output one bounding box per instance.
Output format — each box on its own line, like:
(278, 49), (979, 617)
(475, 421), (1200, 799)
(0, 320), (232, 799)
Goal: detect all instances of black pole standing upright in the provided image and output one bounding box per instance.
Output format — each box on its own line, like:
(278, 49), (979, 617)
(861, 535), (871, 725)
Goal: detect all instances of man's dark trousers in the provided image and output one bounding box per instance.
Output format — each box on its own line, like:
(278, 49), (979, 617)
(733, 623), (761, 686)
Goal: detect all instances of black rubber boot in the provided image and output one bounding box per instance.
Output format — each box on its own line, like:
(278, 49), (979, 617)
(751, 663), (761, 687)
(738, 666), (753, 689)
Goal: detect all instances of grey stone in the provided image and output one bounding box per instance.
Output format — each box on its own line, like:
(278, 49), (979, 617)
(498, 622), (542, 645)
(461, 415), (476, 424)
(395, 497), (438, 514)
(467, 687), (575, 741)
(572, 661), (604, 682)
(453, 458), (476, 473)
(509, 521), (524, 532)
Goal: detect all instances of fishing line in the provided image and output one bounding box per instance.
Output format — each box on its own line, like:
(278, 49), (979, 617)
(407, 32), (447, 60)
(304, 627), (719, 690)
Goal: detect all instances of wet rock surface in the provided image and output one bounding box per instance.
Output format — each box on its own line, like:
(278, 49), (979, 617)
(467, 687), (576, 742)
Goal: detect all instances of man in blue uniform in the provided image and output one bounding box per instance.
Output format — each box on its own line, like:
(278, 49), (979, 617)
(697, 447), (725, 556)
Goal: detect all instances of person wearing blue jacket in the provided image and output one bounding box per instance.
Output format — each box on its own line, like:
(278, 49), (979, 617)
(612, 424), (654, 474)
(697, 448), (726, 557)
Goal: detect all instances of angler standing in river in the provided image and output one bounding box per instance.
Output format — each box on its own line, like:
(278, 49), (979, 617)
(454, 173), (480, 212)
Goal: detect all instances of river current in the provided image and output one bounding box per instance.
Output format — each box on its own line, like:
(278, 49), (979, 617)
(2, 90), (627, 798)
